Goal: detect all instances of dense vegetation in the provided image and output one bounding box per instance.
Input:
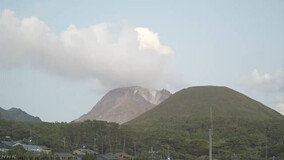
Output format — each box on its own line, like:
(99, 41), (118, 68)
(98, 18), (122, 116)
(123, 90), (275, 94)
(129, 116), (284, 159)
(0, 120), (134, 154)
(1, 118), (283, 160)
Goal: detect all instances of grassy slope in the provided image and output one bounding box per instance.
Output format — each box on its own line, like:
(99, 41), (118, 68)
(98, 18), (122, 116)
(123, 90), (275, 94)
(127, 86), (284, 159)
(130, 86), (282, 124)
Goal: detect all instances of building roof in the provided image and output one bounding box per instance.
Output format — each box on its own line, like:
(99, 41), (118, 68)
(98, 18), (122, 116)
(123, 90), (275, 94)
(1, 140), (49, 152)
(98, 153), (119, 160)
(54, 152), (75, 157)
(0, 140), (17, 148)
(15, 143), (43, 152)
(80, 148), (96, 154)
(115, 152), (132, 158)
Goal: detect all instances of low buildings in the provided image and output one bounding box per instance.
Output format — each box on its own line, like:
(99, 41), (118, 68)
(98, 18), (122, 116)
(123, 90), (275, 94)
(14, 143), (51, 154)
(0, 140), (16, 149)
(0, 140), (50, 154)
(0, 140), (16, 154)
(115, 152), (133, 159)
(97, 153), (119, 160)
(54, 152), (77, 160)
(73, 148), (96, 156)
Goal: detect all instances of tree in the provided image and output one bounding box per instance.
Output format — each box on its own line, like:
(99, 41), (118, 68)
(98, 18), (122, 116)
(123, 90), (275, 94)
(7, 145), (26, 158)
(82, 154), (97, 160)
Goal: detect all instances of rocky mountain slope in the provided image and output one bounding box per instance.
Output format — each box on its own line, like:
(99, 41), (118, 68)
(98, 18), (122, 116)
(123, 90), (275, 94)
(75, 86), (171, 124)
(0, 107), (41, 122)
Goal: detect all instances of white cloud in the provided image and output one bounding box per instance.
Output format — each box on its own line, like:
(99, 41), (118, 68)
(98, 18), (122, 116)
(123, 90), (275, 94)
(275, 103), (284, 115)
(0, 9), (179, 90)
(135, 27), (173, 55)
(240, 69), (284, 91)
(275, 95), (284, 115)
(240, 69), (284, 115)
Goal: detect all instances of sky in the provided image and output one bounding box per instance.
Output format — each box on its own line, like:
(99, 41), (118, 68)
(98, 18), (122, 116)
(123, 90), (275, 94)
(0, 0), (283, 122)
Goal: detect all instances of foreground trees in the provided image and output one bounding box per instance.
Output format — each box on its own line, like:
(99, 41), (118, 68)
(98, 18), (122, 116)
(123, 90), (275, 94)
(0, 118), (283, 159)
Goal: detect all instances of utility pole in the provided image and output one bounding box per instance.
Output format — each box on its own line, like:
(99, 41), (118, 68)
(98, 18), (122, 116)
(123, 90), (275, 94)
(210, 106), (213, 133)
(63, 137), (66, 151)
(133, 141), (136, 157)
(149, 147), (154, 160)
(29, 129), (32, 143)
(265, 127), (268, 160)
(265, 138), (268, 160)
(167, 146), (170, 159)
(209, 106), (213, 160)
(101, 137), (104, 154)
(94, 137), (96, 152)
(109, 138), (112, 153)
(123, 138), (126, 153)
(209, 129), (212, 160)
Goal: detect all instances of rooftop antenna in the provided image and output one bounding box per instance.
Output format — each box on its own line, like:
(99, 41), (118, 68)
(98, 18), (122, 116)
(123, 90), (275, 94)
(209, 106), (213, 160)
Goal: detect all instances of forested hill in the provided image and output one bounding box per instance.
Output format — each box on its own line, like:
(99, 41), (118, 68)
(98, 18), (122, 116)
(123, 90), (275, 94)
(0, 119), (134, 155)
(0, 107), (41, 122)
(130, 86), (283, 124)
(127, 86), (284, 159)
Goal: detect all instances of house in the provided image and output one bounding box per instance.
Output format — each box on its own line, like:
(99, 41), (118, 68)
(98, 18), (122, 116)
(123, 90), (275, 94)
(0, 140), (16, 149)
(14, 143), (51, 154)
(73, 148), (96, 156)
(0, 148), (9, 154)
(97, 153), (119, 160)
(0, 140), (17, 153)
(54, 152), (77, 160)
(4, 136), (11, 140)
(115, 152), (133, 159)
(0, 140), (51, 154)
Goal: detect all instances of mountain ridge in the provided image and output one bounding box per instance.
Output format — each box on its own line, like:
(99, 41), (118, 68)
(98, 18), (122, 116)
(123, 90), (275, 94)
(129, 86), (283, 124)
(126, 86), (284, 159)
(0, 107), (42, 122)
(75, 86), (171, 124)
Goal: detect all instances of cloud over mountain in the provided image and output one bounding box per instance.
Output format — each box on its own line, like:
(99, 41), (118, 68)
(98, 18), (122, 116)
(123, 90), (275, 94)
(0, 9), (180, 90)
(240, 69), (284, 91)
(240, 69), (284, 114)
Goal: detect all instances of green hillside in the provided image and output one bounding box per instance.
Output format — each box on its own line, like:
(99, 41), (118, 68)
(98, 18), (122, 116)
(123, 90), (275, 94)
(128, 86), (284, 159)
(130, 86), (282, 123)
(0, 107), (42, 122)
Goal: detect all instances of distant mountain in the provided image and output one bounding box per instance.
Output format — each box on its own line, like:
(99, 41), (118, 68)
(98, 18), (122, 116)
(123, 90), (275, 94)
(0, 107), (42, 122)
(75, 86), (171, 124)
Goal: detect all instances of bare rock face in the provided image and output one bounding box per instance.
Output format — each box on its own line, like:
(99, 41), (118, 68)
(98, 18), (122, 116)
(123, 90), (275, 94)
(74, 86), (171, 124)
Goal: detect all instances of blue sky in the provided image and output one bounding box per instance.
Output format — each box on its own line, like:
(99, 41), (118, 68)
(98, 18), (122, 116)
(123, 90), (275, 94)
(0, 0), (283, 122)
